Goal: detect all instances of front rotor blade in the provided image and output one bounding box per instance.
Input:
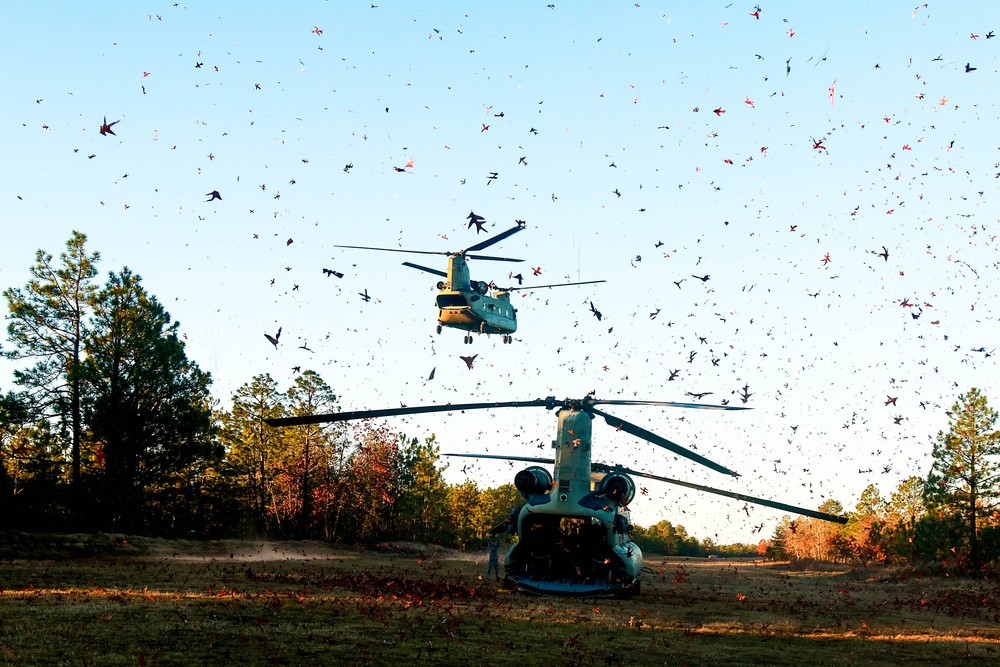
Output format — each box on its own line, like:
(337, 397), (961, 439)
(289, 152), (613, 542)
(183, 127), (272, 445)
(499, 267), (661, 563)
(266, 398), (552, 428)
(498, 280), (607, 291)
(333, 244), (448, 257)
(592, 399), (749, 411)
(465, 225), (524, 253)
(443, 453), (555, 465)
(594, 463), (846, 524)
(466, 254), (524, 262)
(402, 261), (447, 278)
(591, 407), (740, 477)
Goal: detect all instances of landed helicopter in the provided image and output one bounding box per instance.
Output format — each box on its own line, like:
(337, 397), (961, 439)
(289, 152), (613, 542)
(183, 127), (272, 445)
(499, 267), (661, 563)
(333, 224), (604, 344)
(266, 395), (846, 598)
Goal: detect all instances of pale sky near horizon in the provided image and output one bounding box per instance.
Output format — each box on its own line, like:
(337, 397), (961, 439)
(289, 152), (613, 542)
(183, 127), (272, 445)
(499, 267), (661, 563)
(2, 1), (998, 542)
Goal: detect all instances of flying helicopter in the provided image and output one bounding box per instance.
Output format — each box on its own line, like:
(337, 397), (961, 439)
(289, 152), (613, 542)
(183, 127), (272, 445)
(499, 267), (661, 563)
(333, 224), (604, 344)
(265, 395), (847, 598)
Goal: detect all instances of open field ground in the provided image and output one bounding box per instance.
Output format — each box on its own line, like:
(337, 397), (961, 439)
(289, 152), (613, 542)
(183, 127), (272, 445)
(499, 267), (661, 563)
(0, 535), (998, 666)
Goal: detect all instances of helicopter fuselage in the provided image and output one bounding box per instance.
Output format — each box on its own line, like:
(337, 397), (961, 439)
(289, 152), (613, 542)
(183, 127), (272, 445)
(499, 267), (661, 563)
(436, 289), (517, 335)
(436, 253), (517, 342)
(503, 407), (643, 597)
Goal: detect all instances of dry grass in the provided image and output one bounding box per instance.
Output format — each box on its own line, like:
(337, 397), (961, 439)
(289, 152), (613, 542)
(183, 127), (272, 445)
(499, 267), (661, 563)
(0, 536), (997, 665)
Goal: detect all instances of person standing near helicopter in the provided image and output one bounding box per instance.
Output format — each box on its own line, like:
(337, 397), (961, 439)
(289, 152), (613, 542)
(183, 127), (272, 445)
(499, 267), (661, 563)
(485, 537), (501, 581)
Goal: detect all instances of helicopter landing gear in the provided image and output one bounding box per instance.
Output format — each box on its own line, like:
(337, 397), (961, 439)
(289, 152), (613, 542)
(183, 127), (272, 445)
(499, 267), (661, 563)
(501, 334), (513, 344)
(436, 325), (442, 334)
(463, 334), (473, 344)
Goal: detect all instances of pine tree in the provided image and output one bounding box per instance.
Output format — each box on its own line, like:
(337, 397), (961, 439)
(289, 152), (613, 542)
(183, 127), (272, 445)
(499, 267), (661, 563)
(220, 374), (288, 535)
(398, 435), (448, 542)
(83, 268), (215, 531)
(3, 231), (99, 496)
(286, 371), (340, 537)
(925, 388), (1000, 569)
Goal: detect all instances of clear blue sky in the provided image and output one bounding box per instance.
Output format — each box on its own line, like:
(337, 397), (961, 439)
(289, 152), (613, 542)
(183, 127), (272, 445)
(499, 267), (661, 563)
(2, 1), (998, 542)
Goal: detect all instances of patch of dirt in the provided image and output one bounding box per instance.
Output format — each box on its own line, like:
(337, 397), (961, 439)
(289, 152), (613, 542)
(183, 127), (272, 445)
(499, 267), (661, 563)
(148, 539), (362, 562)
(0, 532), (492, 564)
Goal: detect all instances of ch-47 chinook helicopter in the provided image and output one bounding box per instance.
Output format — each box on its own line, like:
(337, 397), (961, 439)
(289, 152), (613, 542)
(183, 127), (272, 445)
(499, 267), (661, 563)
(266, 395), (847, 598)
(333, 224), (603, 344)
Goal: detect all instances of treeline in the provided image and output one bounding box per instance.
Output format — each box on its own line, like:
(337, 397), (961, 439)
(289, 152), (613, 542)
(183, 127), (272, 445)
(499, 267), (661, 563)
(765, 388), (1000, 570)
(632, 519), (758, 558)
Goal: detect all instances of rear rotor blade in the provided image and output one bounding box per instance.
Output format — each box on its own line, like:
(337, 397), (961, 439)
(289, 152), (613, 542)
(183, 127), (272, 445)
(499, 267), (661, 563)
(402, 261), (447, 278)
(591, 463), (846, 524)
(266, 398), (552, 428)
(591, 407), (740, 477)
(465, 225), (524, 253)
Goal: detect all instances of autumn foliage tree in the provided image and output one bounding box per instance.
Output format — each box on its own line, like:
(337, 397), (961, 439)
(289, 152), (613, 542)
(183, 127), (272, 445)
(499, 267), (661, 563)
(782, 500), (846, 561)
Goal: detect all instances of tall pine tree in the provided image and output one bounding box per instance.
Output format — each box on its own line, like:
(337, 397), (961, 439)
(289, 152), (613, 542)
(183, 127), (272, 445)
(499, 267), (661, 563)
(925, 388), (1000, 569)
(286, 371), (340, 537)
(219, 374), (288, 535)
(4, 231), (99, 496)
(83, 268), (215, 532)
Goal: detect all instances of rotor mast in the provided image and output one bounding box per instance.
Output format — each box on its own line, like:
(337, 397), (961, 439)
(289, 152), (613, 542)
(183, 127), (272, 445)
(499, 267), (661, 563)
(553, 405), (595, 504)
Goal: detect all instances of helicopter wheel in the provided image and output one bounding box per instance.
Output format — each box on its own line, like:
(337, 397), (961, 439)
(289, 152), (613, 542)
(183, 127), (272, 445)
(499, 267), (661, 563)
(436, 325), (442, 334)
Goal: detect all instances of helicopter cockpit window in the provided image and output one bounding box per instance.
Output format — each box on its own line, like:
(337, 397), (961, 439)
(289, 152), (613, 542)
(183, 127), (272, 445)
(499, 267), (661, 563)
(436, 294), (468, 308)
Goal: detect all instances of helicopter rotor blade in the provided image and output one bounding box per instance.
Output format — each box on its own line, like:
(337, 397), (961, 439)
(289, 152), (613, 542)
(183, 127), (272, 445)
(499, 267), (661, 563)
(590, 407), (740, 478)
(265, 398), (553, 428)
(494, 279), (607, 292)
(592, 399), (749, 412)
(464, 225), (525, 253)
(401, 261), (448, 278)
(333, 244), (450, 257)
(443, 453), (555, 466)
(465, 254), (525, 262)
(591, 462), (846, 524)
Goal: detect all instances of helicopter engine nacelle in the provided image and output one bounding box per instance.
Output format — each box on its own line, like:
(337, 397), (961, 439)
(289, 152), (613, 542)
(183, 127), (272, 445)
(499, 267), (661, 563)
(472, 280), (489, 295)
(514, 466), (553, 498)
(599, 472), (636, 506)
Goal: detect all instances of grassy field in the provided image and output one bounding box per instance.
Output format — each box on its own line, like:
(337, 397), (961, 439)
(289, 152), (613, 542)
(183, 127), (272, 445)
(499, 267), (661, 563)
(0, 535), (998, 666)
